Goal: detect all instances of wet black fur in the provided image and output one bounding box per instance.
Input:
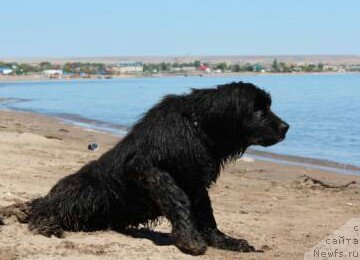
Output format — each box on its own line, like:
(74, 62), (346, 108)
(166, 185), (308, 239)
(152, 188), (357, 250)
(0, 82), (289, 255)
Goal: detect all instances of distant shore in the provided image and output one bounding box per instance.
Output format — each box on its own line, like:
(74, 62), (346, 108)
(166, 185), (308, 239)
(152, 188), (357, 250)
(0, 71), (359, 82)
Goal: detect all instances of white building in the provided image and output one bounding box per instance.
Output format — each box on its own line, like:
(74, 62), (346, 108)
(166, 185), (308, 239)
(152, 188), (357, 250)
(0, 68), (13, 75)
(43, 70), (63, 76)
(113, 61), (143, 74)
(181, 66), (197, 72)
(170, 66), (197, 73)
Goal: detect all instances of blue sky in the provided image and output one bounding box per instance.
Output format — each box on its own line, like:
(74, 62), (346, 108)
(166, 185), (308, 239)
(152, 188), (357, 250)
(1, 0), (359, 57)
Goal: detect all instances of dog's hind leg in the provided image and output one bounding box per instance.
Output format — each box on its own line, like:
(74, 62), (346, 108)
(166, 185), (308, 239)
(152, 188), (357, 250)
(131, 168), (207, 255)
(27, 197), (64, 238)
(192, 189), (256, 252)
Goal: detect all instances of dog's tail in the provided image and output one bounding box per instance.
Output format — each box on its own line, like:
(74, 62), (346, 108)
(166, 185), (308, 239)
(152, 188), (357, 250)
(0, 200), (34, 225)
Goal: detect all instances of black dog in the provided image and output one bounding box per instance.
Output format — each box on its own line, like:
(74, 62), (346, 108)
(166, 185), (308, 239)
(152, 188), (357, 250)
(0, 82), (289, 255)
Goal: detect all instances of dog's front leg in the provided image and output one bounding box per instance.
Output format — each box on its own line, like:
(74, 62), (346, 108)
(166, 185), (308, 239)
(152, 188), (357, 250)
(132, 168), (207, 255)
(192, 189), (255, 252)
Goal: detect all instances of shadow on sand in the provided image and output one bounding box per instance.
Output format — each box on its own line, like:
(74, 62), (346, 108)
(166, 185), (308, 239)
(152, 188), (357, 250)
(123, 228), (174, 246)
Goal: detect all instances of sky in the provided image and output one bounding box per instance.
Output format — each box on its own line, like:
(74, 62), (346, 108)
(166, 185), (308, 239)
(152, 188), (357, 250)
(1, 0), (360, 57)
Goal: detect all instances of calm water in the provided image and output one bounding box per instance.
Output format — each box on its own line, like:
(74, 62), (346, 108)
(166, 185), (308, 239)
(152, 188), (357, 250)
(0, 74), (359, 167)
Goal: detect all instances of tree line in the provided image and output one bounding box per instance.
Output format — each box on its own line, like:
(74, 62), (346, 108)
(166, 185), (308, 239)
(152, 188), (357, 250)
(1, 59), (353, 75)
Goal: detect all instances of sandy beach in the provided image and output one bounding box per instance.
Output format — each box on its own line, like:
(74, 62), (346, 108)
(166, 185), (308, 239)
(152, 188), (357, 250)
(0, 110), (359, 260)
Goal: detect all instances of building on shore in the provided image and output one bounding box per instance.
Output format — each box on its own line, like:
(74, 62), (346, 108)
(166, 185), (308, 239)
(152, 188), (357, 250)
(181, 66), (197, 72)
(43, 70), (63, 77)
(0, 67), (13, 75)
(170, 66), (197, 73)
(198, 63), (211, 73)
(112, 61), (143, 74)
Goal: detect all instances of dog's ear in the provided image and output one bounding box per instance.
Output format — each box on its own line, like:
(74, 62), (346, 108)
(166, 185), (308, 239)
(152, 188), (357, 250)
(207, 84), (249, 119)
(253, 90), (272, 112)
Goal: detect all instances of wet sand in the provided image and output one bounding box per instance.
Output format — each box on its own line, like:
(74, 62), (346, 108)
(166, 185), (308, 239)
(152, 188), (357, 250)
(0, 110), (359, 260)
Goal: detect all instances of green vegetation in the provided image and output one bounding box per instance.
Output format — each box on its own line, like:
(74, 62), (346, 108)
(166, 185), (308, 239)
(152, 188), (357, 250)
(62, 62), (107, 75)
(216, 62), (228, 71)
(299, 62), (324, 72)
(194, 60), (201, 68)
(143, 60), (204, 74)
(271, 59), (280, 72)
(39, 62), (52, 70)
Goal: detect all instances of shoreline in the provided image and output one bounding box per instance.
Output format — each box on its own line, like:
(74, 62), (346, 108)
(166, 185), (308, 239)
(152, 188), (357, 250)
(1, 108), (359, 176)
(247, 149), (360, 176)
(0, 71), (359, 83)
(40, 111), (360, 175)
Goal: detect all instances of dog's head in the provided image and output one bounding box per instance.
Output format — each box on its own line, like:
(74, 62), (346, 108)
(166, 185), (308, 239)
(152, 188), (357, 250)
(191, 82), (289, 157)
(244, 84), (289, 147)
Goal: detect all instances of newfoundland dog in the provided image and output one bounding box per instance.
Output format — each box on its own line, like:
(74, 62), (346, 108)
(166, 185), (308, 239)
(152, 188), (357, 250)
(0, 82), (289, 255)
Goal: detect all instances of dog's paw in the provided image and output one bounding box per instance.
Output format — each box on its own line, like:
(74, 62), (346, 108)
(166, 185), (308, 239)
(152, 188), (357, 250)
(173, 229), (207, 255)
(201, 229), (256, 252)
(216, 237), (255, 252)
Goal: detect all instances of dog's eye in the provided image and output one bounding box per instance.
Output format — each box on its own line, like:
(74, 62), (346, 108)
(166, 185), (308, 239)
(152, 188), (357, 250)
(254, 110), (264, 117)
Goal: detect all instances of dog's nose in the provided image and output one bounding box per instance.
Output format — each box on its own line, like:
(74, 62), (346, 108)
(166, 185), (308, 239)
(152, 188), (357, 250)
(279, 122), (289, 133)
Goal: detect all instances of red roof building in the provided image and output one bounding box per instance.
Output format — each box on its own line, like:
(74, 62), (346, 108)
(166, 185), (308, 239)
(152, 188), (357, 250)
(198, 64), (209, 71)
